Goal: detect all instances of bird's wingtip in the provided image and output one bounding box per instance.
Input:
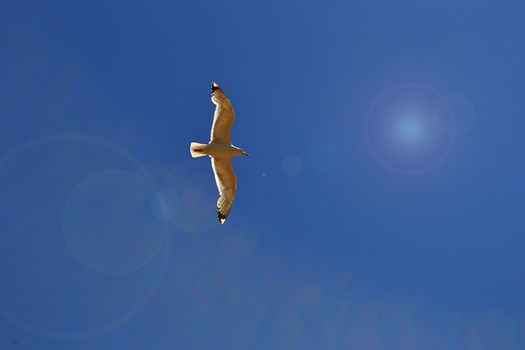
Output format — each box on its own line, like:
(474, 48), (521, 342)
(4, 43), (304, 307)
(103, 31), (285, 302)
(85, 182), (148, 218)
(218, 211), (227, 224)
(211, 82), (219, 91)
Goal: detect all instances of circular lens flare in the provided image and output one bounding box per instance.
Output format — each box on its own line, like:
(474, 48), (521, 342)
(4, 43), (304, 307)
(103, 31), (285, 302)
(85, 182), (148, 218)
(161, 160), (218, 234)
(394, 113), (428, 146)
(365, 84), (456, 174)
(63, 170), (167, 274)
(0, 134), (170, 339)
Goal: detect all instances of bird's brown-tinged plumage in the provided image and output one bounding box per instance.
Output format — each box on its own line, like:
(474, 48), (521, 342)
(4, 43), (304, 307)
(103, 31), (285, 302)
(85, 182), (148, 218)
(210, 82), (235, 144)
(211, 157), (236, 224)
(189, 82), (248, 224)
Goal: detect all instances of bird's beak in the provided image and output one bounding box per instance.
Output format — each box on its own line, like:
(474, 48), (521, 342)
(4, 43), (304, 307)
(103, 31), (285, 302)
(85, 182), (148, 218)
(243, 151), (250, 157)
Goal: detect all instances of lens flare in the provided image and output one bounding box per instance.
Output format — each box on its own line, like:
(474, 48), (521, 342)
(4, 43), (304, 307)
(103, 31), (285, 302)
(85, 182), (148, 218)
(160, 160), (218, 233)
(394, 113), (428, 146)
(365, 84), (456, 174)
(63, 169), (167, 274)
(0, 134), (170, 339)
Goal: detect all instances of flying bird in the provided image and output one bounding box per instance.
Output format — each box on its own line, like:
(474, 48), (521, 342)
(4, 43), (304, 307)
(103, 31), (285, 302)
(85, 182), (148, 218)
(190, 82), (249, 224)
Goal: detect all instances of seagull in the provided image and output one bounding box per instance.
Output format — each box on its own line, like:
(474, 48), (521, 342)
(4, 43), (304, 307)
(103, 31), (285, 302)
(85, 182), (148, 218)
(190, 82), (249, 224)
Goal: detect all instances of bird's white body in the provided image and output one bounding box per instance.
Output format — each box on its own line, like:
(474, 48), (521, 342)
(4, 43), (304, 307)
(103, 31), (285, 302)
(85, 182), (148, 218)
(189, 83), (249, 224)
(190, 142), (245, 158)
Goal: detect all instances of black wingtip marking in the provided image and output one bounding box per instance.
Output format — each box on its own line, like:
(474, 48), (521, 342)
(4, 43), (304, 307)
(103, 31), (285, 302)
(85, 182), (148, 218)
(218, 210), (227, 224)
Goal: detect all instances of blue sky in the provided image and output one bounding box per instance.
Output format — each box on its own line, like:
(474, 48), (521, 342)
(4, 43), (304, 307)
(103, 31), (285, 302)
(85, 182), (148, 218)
(1, 0), (525, 349)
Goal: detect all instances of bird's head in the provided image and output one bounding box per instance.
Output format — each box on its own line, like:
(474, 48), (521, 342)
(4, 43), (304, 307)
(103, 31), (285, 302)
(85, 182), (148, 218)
(232, 145), (250, 157)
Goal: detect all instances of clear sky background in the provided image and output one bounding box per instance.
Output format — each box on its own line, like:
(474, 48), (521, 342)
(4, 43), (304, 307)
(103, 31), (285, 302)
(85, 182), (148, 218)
(1, 1), (525, 349)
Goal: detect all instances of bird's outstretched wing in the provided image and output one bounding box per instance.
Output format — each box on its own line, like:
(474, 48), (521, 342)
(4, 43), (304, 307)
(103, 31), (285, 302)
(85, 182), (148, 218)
(210, 82), (235, 144)
(211, 157), (237, 224)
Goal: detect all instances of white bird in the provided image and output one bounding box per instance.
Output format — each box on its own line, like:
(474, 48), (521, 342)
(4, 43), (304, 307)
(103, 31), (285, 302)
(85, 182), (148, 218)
(190, 82), (249, 224)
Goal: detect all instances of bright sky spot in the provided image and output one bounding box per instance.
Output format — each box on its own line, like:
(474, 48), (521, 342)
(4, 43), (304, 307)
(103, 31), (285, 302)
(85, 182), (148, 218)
(394, 114), (427, 146)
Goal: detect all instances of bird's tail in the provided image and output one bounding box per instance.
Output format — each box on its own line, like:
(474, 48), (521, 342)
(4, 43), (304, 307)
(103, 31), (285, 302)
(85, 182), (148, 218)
(190, 142), (208, 158)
